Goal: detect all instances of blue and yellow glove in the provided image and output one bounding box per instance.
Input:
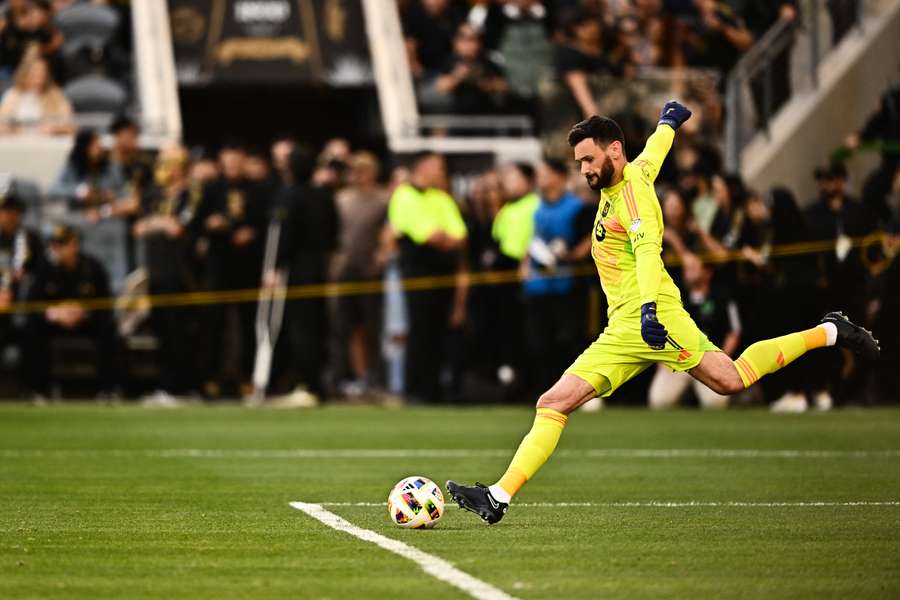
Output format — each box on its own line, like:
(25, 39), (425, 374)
(658, 100), (691, 130)
(641, 302), (668, 350)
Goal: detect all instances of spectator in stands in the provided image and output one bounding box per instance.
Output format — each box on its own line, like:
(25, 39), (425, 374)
(133, 144), (199, 404)
(387, 151), (467, 403)
(0, 54), (72, 134)
(742, 1), (797, 121)
(660, 188), (698, 287)
(402, 0), (466, 82)
(471, 0), (555, 118)
(680, 0), (753, 81)
(847, 85), (900, 224)
(739, 186), (830, 412)
(49, 127), (117, 208)
(648, 253), (740, 409)
(0, 186), (40, 391)
(0, 0), (63, 85)
(107, 116), (153, 270)
(200, 141), (272, 398)
(187, 145), (218, 187)
(270, 134), (297, 186)
(312, 137), (351, 189)
(805, 163), (877, 322)
(0, 186), (42, 309)
(490, 163), (539, 387)
(708, 173), (745, 255)
(268, 145), (339, 400)
(331, 151), (389, 394)
(23, 224), (119, 398)
(870, 165), (900, 402)
(422, 22), (507, 115)
(523, 156), (589, 395)
(555, 9), (623, 119)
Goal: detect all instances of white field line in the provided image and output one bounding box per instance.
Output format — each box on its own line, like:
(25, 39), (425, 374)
(290, 502), (518, 600)
(3, 448), (900, 459)
(318, 501), (900, 508)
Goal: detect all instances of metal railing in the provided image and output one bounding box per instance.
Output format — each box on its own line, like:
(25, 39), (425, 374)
(725, 0), (867, 172)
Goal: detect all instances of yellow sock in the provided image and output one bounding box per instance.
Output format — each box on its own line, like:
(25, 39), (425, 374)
(734, 326), (829, 388)
(494, 408), (568, 499)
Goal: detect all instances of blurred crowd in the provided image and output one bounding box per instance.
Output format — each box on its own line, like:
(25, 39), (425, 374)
(0, 0), (132, 135)
(400, 0), (799, 120)
(0, 82), (897, 409)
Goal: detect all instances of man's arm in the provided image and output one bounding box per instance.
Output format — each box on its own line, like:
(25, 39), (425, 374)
(633, 100), (692, 184)
(632, 125), (675, 184)
(618, 177), (667, 348)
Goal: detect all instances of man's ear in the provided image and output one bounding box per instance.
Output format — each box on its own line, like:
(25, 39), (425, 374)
(608, 140), (623, 160)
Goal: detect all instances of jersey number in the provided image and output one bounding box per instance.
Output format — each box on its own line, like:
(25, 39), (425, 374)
(594, 220), (606, 242)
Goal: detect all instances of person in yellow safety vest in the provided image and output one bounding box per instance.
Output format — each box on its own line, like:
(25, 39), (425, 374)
(487, 163), (539, 389)
(387, 151), (468, 403)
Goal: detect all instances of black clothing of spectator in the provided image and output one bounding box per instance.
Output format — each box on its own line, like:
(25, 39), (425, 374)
(0, 11), (52, 72)
(805, 187), (877, 322)
(436, 50), (506, 115)
(683, 284), (737, 349)
(194, 173), (269, 392)
(555, 44), (621, 80)
(137, 185), (201, 394)
(271, 148), (339, 396)
(857, 87), (900, 223)
(23, 230), (118, 395)
(402, 0), (467, 76)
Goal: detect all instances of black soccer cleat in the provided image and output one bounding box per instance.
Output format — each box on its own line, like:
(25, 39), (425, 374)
(820, 311), (880, 360)
(446, 480), (508, 525)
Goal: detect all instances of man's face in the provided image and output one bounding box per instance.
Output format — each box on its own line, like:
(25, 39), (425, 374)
(219, 149), (245, 180)
(243, 156), (270, 181)
(416, 155), (446, 188)
(271, 140), (296, 174)
(574, 138), (616, 191)
(115, 126), (139, 155)
(501, 166), (528, 200)
(51, 238), (78, 267)
(0, 208), (21, 233)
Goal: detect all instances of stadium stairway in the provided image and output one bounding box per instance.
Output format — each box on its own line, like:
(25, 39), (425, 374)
(738, 0), (900, 204)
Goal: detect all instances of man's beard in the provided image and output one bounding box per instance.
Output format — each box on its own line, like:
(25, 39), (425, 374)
(586, 157), (615, 190)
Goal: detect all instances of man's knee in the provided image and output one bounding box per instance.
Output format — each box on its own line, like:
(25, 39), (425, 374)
(535, 375), (598, 414)
(710, 367), (745, 396)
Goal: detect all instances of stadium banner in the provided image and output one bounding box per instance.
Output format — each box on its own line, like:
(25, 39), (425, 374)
(168, 0), (372, 86)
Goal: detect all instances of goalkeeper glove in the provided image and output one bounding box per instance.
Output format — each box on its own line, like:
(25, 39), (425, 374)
(659, 100), (691, 130)
(641, 302), (668, 350)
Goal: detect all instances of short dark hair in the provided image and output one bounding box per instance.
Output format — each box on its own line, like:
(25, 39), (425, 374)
(511, 162), (535, 183)
(567, 116), (625, 148)
(542, 156), (569, 176)
(411, 150), (441, 167)
(109, 114), (137, 135)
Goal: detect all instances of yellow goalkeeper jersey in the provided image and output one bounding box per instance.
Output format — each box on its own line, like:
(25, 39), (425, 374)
(591, 124), (683, 321)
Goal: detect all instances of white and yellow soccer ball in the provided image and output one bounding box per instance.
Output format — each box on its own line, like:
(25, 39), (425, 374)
(387, 476), (444, 528)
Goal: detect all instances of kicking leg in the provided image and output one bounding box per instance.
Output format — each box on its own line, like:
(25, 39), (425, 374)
(447, 374), (601, 524)
(691, 312), (879, 395)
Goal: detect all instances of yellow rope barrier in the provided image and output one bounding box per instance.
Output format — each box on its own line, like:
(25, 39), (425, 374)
(0, 232), (891, 315)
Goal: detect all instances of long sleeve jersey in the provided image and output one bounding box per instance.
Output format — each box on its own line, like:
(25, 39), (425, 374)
(591, 124), (683, 321)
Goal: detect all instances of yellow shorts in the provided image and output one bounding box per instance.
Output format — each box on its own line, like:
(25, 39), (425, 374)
(565, 302), (720, 397)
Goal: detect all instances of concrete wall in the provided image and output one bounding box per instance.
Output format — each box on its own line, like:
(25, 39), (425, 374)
(741, 2), (900, 205)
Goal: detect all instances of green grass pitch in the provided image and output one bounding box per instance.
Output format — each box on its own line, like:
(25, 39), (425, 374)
(1, 404), (899, 599)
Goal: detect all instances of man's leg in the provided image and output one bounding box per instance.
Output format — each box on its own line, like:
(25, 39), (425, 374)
(446, 373), (603, 524)
(690, 312), (879, 395)
(491, 374), (601, 500)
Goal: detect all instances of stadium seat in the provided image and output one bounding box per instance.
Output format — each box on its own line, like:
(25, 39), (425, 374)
(54, 3), (120, 56)
(63, 75), (128, 114)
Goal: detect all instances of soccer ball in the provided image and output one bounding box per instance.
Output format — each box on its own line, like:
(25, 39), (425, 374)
(388, 476), (444, 528)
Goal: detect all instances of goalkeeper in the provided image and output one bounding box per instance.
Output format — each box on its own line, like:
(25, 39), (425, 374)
(447, 101), (881, 524)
